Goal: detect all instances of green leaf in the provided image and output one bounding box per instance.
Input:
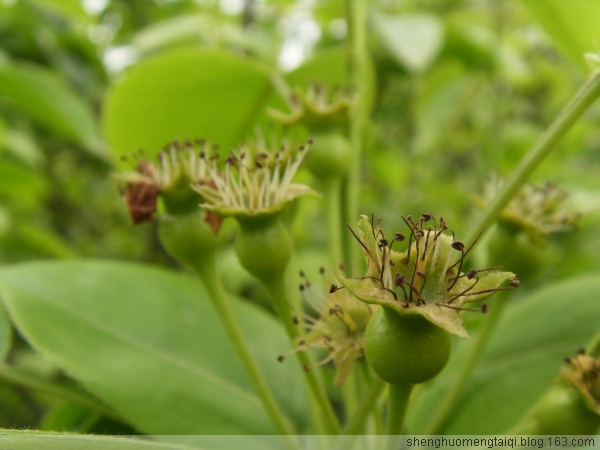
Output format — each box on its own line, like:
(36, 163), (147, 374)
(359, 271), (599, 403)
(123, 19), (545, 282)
(409, 275), (600, 433)
(0, 430), (198, 450)
(0, 301), (10, 362)
(0, 260), (307, 435)
(103, 49), (273, 163)
(0, 61), (105, 159)
(286, 48), (350, 87)
(372, 13), (444, 73)
(523, 0), (600, 67)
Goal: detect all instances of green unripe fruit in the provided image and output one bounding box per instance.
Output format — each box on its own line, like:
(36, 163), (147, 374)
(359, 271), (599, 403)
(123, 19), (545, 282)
(235, 215), (293, 283)
(364, 307), (452, 385)
(158, 210), (218, 273)
(536, 385), (600, 435)
(306, 133), (351, 179)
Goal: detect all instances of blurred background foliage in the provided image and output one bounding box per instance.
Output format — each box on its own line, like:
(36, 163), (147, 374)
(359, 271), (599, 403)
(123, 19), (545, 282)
(1, 0), (599, 434)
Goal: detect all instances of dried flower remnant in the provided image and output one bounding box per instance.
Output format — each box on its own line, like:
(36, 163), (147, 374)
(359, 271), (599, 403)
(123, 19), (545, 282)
(117, 140), (221, 230)
(279, 269), (376, 385)
(336, 215), (519, 338)
(193, 140), (317, 219)
(122, 160), (160, 224)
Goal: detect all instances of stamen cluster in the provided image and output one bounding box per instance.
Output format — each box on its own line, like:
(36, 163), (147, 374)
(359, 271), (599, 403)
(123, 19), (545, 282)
(337, 215), (519, 337)
(280, 268), (376, 385)
(193, 140), (316, 219)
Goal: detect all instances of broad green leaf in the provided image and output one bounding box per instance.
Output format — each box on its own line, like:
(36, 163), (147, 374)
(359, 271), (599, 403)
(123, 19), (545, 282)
(409, 275), (600, 434)
(0, 301), (10, 362)
(0, 430), (198, 450)
(286, 48), (350, 87)
(0, 430), (294, 450)
(0, 62), (105, 159)
(372, 13), (444, 73)
(0, 260), (307, 435)
(523, 0), (600, 67)
(103, 49), (273, 163)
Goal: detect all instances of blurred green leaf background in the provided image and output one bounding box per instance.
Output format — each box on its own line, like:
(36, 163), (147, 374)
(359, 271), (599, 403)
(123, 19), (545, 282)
(0, 0), (599, 439)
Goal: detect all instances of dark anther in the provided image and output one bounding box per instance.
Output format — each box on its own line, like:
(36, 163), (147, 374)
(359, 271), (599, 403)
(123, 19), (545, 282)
(299, 284), (305, 291)
(319, 267), (326, 275)
(255, 161), (263, 169)
(303, 365), (310, 372)
(292, 316), (299, 325)
(307, 138), (314, 145)
(339, 263), (346, 271)
(511, 278), (521, 287)
(466, 269), (478, 279)
(380, 238), (389, 247)
(421, 213), (432, 222)
(578, 348), (586, 355)
(452, 241), (465, 251)
(394, 233), (406, 242)
(298, 145), (305, 151)
(415, 230), (425, 238)
(277, 355), (285, 362)
(565, 357), (572, 364)
(394, 273), (406, 286)
(299, 270), (306, 277)
(329, 284), (340, 293)
(481, 304), (488, 314)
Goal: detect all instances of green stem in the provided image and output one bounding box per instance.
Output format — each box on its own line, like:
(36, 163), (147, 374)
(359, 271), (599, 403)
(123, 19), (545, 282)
(424, 296), (508, 434)
(264, 277), (342, 435)
(344, 0), (368, 275)
(324, 178), (345, 266)
(386, 383), (413, 435)
(197, 262), (297, 437)
(333, 377), (385, 450)
(466, 70), (600, 248)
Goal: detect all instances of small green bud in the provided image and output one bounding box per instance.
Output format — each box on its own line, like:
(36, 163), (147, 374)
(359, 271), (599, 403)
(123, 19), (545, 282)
(235, 215), (293, 283)
(305, 132), (351, 180)
(158, 210), (220, 273)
